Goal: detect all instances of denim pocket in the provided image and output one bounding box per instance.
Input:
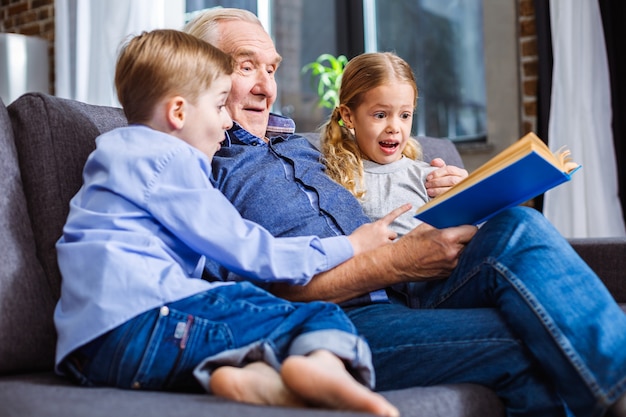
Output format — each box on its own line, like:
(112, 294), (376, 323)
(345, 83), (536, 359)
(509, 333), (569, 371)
(128, 306), (232, 391)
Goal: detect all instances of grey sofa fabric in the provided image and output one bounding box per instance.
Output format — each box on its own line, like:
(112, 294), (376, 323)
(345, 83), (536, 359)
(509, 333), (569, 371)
(8, 93), (128, 302)
(570, 237), (626, 302)
(0, 92), (623, 417)
(0, 372), (504, 417)
(0, 97), (56, 373)
(2, 94), (127, 374)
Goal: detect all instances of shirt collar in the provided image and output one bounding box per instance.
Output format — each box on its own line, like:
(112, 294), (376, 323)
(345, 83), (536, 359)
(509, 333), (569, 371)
(224, 113), (296, 147)
(267, 113), (296, 137)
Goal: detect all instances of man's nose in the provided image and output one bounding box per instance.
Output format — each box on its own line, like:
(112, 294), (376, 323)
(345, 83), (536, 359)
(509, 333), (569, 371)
(252, 70), (276, 97)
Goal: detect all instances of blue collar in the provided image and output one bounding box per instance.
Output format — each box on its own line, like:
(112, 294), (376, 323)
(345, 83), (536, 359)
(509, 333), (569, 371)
(224, 113), (296, 147)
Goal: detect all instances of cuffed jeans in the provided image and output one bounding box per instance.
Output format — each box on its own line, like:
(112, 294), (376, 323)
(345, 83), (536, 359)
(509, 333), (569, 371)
(348, 207), (626, 417)
(61, 282), (374, 392)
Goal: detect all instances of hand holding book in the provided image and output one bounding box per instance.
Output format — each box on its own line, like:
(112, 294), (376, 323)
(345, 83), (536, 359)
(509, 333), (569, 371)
(415, 132), (580, 228)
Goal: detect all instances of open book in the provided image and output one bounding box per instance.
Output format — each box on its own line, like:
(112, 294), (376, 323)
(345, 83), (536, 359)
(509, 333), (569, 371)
(414, 132), (581, 228)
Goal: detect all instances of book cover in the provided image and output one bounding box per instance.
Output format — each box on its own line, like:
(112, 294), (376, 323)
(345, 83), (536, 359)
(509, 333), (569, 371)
(414, 133), (580, 229)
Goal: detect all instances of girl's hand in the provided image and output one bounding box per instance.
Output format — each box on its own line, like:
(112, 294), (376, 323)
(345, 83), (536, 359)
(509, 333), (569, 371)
(425, 158), (468, 198)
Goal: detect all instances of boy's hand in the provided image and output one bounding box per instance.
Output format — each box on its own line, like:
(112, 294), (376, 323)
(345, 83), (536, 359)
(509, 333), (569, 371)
(347, 204), (412, 255)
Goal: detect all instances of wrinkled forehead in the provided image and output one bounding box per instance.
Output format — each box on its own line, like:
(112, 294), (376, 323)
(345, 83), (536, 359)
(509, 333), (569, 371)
(218, 20), (282, 66)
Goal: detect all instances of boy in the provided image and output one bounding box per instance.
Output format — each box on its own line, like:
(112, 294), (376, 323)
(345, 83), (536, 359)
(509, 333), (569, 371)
(54, 29), (401, 417)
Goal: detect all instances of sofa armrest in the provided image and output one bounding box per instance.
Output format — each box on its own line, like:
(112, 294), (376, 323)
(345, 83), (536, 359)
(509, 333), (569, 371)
(569, 237), (626, 303)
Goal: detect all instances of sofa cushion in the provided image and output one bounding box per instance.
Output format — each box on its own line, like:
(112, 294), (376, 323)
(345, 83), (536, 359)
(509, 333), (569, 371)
(0, 97), (58, 373)
(0, 372), (505, 417)
(5, 93), (127, 372)
(569, 237), (626, 303)
(8, 93), (127, 299)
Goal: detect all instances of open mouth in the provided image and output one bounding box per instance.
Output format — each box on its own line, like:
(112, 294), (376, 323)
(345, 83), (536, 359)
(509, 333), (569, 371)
(379, 141), (399, 150)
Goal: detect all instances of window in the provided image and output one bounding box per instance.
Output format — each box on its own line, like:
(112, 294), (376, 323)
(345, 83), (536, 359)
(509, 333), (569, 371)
(186, 0), (257, 17)
(185, 0), (489, 142)
(366, 0), (487, 142)
(272, 0), (341, 132)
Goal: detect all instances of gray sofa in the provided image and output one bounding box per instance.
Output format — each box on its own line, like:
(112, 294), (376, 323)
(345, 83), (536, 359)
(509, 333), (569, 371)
(1, 92), (624, 417)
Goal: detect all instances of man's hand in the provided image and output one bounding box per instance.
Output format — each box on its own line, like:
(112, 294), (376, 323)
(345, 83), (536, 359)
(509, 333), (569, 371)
(425, 158), (468, 198)
(272, 218), (477, 304)
(347, 203), (412, 255)
(390, 222), (478, 281)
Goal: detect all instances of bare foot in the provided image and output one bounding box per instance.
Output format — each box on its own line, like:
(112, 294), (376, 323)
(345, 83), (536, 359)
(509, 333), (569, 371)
(210, 361), (305, 408)
(281, 350), (400, 417)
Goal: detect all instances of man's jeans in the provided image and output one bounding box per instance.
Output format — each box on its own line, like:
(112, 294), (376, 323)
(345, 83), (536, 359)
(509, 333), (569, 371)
(348, 207), (626, 417)
(61, 282), (374, 392)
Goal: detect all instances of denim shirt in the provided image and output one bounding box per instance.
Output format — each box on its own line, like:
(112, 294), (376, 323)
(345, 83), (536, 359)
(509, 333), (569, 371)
(206, 115), (389, 305)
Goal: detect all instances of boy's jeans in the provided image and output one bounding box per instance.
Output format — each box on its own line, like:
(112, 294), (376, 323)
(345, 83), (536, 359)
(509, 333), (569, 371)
(349, 207), (626, 417)
(61, 282), (374, 391)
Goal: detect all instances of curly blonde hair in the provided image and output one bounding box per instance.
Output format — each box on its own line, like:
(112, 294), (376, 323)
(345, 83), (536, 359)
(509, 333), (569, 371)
(321, 52), (422, 199)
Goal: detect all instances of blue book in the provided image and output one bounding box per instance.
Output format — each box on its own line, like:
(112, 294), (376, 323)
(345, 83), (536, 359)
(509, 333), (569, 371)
(414, 132), (581, 228)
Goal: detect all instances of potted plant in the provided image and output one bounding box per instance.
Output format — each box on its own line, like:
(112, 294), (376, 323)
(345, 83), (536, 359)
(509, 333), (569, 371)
(301, 53), (348, 109)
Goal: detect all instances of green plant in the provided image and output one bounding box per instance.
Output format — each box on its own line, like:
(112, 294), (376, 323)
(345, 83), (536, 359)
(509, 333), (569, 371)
(301, 53), (348, 109)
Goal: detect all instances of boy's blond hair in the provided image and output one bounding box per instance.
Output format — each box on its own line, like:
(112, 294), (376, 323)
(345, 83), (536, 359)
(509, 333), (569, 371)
(115, 29), (234, 124)
(321, 52), (422, 199)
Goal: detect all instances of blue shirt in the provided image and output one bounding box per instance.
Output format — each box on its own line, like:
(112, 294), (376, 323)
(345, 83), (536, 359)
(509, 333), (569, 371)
(54, 125), (353, 367)
(207, 115), (389, 305)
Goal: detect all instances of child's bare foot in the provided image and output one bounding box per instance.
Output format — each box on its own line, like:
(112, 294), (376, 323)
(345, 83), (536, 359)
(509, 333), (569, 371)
(281, 350), (400, 417)
(210, 361), (305, 408)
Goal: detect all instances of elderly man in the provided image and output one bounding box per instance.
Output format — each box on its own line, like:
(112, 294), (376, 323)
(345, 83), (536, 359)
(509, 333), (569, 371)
(185, 8), (626, 417)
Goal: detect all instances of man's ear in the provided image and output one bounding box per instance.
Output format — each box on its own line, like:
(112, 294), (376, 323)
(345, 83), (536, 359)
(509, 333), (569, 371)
(339, 105), (354, 129)
(165, 96), (186, 130)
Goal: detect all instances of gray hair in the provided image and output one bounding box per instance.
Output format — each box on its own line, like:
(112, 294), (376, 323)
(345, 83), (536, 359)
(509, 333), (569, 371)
(183, 7), (263, 45)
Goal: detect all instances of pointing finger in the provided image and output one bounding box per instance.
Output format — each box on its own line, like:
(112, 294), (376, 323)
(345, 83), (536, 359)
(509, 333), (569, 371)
(379, 203), (412, 226)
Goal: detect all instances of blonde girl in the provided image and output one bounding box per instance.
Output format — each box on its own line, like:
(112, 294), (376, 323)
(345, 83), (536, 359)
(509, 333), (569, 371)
(322, 52), (437, 236)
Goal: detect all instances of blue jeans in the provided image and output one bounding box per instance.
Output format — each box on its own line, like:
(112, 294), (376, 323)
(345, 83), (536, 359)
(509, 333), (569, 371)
(62, 282), (374, 392)
(348, 207), (626, 417)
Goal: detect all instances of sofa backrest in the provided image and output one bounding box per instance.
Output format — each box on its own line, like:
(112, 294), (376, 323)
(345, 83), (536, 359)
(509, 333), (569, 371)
(1, 93), (126, 373)
(0, 95), (57, 373)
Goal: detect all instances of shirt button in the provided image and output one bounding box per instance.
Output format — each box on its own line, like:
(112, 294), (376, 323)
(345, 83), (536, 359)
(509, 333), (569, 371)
(160, 306), (169, 316)
(131, 381), (141, 389)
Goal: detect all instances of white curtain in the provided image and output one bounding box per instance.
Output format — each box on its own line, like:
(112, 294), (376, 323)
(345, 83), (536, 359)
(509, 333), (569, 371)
(55, 0), (185, 107)
(544, 0), (625, 238)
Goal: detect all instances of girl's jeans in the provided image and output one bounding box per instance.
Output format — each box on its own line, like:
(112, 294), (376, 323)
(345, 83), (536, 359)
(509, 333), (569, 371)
(61, 282), (374, 392)
(348, 207), (626, 417)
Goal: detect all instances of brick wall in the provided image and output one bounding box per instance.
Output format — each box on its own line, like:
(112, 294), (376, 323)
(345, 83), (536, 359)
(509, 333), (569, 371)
(0, 0), (55, 94)
(518, 0), (538, 135)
